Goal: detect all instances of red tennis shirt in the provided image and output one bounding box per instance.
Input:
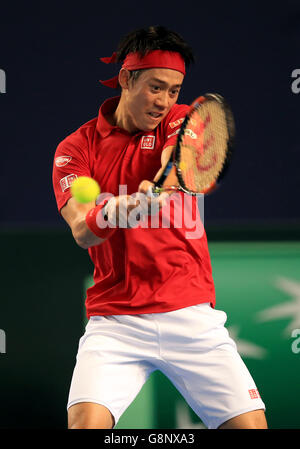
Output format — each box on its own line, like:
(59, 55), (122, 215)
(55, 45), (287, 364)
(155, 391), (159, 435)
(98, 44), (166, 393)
(53, 96), (216, 317)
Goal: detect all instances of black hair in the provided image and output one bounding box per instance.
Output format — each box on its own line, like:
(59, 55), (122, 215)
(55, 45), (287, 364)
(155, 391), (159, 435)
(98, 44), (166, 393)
(116, 25), (194, 67)
(115, 25), (194, 84)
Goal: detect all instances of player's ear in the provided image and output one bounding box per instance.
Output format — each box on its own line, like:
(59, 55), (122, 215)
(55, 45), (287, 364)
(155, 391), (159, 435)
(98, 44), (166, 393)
(118, 68), (131, 90)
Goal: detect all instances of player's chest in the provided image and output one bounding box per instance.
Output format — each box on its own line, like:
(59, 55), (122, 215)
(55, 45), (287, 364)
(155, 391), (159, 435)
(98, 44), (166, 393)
(90, 131), (162, 194)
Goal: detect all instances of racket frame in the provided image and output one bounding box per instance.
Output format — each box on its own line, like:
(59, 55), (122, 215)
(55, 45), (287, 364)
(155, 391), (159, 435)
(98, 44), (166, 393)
(153, 93), (235, 196)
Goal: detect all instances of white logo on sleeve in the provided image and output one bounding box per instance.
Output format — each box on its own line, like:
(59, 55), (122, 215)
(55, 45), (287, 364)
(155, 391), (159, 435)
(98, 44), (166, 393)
(184, 128), (197, 139)
(60, 174), (78, 192)
(167, 129), (180, 139)
(55, 156), (72, 167)
(169, 118), (184, 128)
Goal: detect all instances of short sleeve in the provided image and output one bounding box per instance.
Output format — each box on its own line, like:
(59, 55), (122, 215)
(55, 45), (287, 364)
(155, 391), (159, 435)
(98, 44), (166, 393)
(52, 130), (91, 213)
(162, 103), (190, 150)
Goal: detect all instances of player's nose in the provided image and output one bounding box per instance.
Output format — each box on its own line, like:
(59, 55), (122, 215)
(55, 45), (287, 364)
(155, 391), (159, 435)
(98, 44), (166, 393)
(154, 91), (169, 110)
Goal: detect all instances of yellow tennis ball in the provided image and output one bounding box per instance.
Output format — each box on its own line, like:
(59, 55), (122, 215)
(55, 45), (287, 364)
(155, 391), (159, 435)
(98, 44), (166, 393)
(71, 176), (100, 203)
(179, 161), (187, 171)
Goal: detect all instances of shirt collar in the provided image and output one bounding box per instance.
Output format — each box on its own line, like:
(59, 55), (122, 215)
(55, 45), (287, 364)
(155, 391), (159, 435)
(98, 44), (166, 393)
(97, 96), (157, 138)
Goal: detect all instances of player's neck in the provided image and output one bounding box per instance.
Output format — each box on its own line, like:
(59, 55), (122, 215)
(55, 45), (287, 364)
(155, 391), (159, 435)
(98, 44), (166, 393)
(113, 95), (138, 135)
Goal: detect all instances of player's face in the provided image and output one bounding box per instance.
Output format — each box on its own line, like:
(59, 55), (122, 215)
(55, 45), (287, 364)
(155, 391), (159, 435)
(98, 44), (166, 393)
(124, 68), (184, 133)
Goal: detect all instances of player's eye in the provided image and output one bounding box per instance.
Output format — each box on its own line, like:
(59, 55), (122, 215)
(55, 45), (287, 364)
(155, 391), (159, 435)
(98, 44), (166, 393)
(150, 85), (161, 92)
(168, 89), (180, 99)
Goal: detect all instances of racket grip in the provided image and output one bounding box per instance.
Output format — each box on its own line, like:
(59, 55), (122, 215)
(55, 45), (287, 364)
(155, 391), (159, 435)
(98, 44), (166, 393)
(147, 185), (160, 198)
(153, 162), (173, 194)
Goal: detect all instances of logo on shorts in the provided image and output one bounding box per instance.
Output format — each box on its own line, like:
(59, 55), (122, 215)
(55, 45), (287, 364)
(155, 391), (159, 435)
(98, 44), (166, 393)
(60, 174), (78, 192)
(169, 118), (184, 128)
(248, 389), (261, 399)
(141, 135), (155, 150)
(55, 156), (72, 167)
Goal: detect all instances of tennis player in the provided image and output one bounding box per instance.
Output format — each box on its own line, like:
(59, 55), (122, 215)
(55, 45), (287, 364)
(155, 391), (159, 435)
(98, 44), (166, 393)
(52, 26), (268, 429)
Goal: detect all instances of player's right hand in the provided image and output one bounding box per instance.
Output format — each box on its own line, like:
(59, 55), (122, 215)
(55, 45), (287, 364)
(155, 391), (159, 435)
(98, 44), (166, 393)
(103, 195), (136, 228)
(103, 191), (168, 228)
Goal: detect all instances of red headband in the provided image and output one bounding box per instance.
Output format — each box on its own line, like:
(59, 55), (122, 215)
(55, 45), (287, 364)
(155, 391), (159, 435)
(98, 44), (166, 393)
(99, 50), (186, 88)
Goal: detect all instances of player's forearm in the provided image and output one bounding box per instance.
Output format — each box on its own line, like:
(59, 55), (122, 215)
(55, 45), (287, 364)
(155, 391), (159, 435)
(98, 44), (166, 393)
(72, 215), (104, 249)
(61, 198), (112, 249)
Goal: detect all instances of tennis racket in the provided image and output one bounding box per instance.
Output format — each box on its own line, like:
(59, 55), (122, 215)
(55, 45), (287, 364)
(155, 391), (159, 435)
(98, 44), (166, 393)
(152, 93), (235, 196)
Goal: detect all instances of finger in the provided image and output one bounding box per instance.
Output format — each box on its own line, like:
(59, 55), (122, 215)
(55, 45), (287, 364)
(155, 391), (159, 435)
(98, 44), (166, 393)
(138, 180), (154, 195)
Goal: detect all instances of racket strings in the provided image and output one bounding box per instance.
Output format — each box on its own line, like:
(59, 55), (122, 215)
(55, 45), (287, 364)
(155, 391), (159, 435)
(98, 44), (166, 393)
(179, 100), (229, 193)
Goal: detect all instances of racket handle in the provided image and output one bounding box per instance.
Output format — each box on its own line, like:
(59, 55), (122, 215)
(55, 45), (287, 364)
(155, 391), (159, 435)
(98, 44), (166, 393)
(148, 185), (160, 197)
(153, 162), (173, 194)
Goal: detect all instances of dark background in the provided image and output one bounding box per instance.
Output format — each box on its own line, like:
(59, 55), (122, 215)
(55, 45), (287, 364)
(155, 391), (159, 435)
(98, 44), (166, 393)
(0, 0), (299, 429)
(0, 0), (299, 228)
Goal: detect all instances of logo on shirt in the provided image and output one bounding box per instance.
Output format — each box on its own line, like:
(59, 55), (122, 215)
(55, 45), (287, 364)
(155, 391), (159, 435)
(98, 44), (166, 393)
(169, 118), (184, 129)
(167, 129), (180, 139)
(141, 135), (155, 150)
(248, 389), (261, 400)
(55, 156), (72, 167)
(184, 128), (198, 139)
(60, 174), (78, 192)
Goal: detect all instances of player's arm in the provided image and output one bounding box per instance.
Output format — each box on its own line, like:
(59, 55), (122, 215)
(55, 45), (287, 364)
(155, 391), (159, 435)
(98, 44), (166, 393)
(61, 194), (146, 249)
(61, 198), (103, 249)
(59, 147), (175, 248)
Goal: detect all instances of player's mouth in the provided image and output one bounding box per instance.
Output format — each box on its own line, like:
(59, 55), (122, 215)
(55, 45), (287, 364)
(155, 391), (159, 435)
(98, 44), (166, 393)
(147, 112), (163, 121)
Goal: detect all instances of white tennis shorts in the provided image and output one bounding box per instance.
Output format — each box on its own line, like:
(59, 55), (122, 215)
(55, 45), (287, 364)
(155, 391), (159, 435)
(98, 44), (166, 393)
(67, 303), (266, 429)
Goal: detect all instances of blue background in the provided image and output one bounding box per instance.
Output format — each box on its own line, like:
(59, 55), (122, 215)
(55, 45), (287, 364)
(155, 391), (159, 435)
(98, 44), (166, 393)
(0, 0), (299, 229)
